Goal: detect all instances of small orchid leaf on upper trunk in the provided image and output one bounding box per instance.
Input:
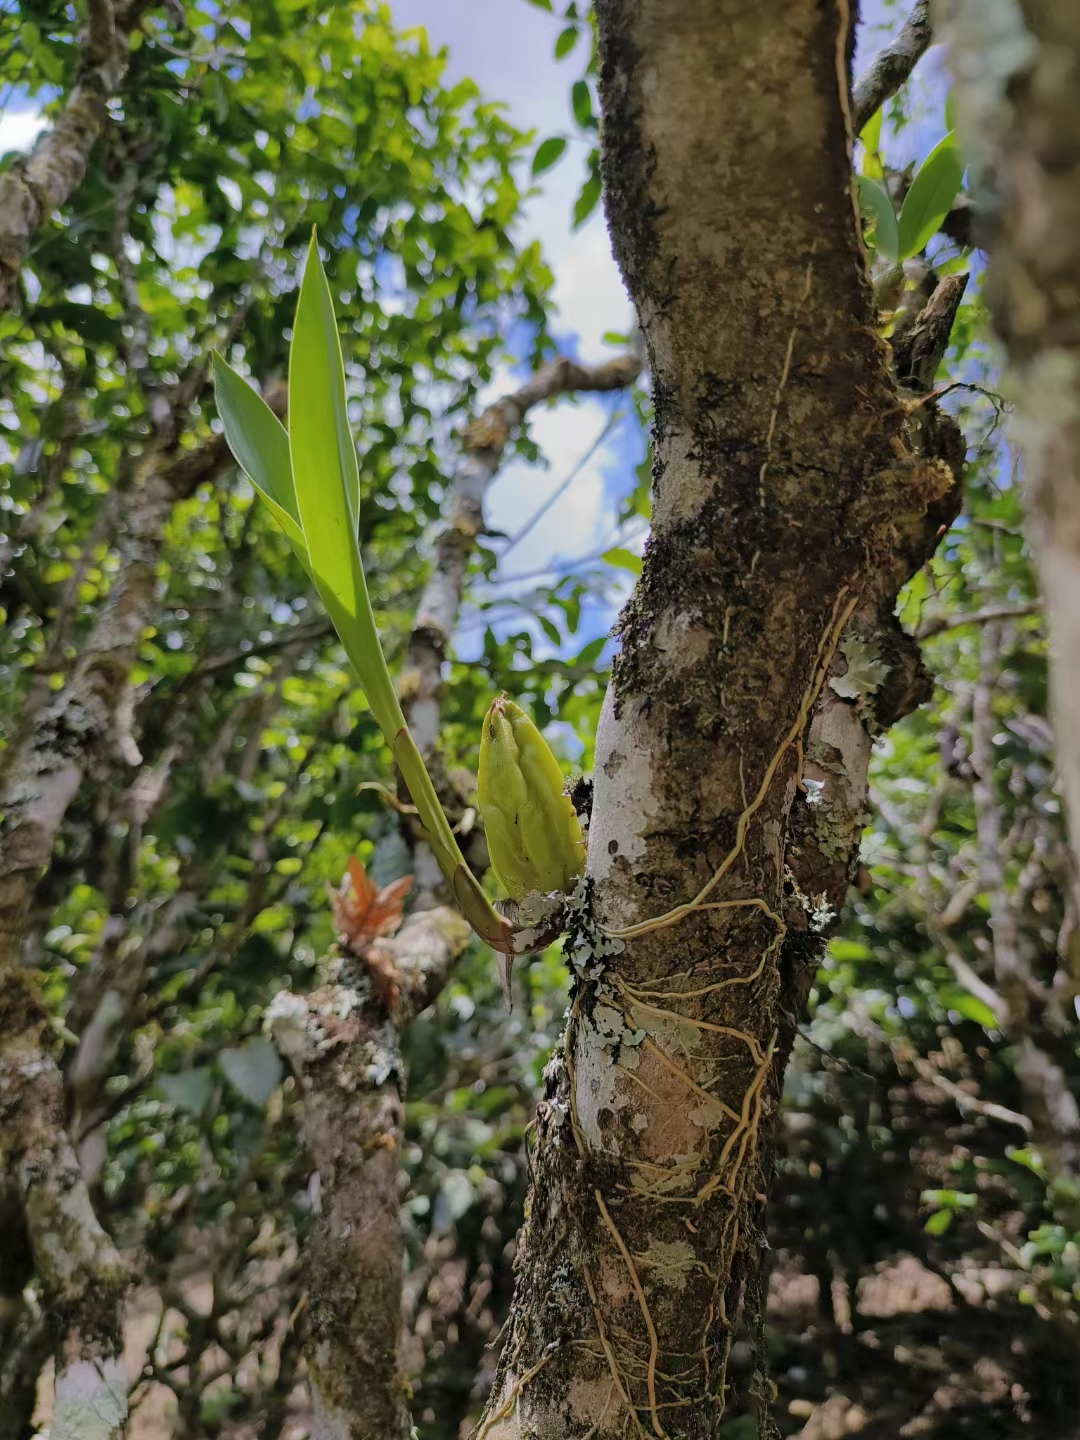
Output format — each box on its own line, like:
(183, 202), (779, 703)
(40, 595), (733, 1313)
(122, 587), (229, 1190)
(212, 353), (311, 574)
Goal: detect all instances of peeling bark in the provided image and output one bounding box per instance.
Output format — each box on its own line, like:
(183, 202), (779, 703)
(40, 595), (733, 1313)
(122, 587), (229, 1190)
(475, 4), (963, 1436)
(944, 0), (1080, 922)
(270, 906), (472, 1440)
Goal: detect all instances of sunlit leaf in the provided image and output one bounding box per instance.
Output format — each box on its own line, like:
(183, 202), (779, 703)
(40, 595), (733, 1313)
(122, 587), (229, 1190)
(602, 546), (642, 575)
(897, 132), (964, 260)
(573, 173), (602, 228)
(289, 234), (400, 738)
(856, 175), (899, 262)
(571, 79), (594, 130)
(213, 353), (310, 573)
(532, 136), (567, 177)
(555, 25), (578, 60)
(859, 106), (884, 180)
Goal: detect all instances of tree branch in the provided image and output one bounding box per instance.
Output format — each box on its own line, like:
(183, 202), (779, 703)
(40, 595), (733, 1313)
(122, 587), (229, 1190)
(851, 0), (934, 136)
(916, 600), (1041, 640)
(0, 0), (130, 311)
(403, 343), (644, 896)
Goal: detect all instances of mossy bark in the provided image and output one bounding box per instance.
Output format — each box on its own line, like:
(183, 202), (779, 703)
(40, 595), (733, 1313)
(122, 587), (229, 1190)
(474, 3), (962, 1435)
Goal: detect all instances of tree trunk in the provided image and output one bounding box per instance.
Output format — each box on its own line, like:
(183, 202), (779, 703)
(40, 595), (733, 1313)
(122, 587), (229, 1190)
(0, 422), (261, 1438)
(945, 0), (1080, 922)
(474, 3), (963, 1435)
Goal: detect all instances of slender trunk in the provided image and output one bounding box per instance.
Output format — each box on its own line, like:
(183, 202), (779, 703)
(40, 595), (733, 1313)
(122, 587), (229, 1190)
(0, 423), (258, 1436)
(475, 3), (963, 1434)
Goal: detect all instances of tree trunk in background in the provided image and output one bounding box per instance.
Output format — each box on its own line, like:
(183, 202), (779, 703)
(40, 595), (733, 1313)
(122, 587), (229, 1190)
(945, 2), (1080, 926)
(475, 3), (963, 1436)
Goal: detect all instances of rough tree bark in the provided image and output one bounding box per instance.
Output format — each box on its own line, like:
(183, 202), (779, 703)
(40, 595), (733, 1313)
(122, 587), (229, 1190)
(474, 4), (962, 1436)
(945, 1), (1080, 922)
(269, 350), (643, 1440)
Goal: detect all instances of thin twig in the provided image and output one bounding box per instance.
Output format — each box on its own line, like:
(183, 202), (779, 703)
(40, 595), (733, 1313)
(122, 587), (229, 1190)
(916, 601), (1041, 640)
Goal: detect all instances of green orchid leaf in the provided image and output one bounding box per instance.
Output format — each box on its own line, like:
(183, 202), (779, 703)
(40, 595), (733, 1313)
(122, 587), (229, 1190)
(288, 234), (512, 956)
(897, 132), (964, 260)
(856, 175), (899, 263)
(289, 232), (399, 737)
(212, 352), (310, 572)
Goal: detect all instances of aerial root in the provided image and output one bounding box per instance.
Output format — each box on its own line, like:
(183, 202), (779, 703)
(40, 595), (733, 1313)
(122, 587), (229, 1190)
(474, 1345), (559, 1440)
(601, 587), (856, 945)
(595, 1190), (667, 1440)
(583, 1263), (651, 1440)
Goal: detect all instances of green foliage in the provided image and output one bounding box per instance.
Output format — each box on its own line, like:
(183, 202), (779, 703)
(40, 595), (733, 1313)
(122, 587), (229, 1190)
(896, 132), (965, 260)
(857, 125), (966, 265)
(857, 175), (900, 262)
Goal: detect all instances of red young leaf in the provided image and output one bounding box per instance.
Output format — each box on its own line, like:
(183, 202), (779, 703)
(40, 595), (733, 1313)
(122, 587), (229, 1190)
(331, 856), (412, 954)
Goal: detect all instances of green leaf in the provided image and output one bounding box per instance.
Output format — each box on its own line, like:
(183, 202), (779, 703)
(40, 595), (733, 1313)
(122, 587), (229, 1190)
(523, 0), (552, 7)
(924, 1207), (954, 1235)
(576, 636), (607, 667)
(571, 79), (594, 130)
(573, 173), (602, 228)
(219, 1038), (283, 1106)
(289, 234), (400, 740)
(859, 107), (884, 180)
(897, 133), (964, 260)
(555, 25), (579, 59)
(828, 939), (872, 962)
(944, 87), (958, 135)
(213, 354), (310, 572)
(940, 986), (999, 1030)
(532, 136), (568, 177)
(859, 106), (882, 158)
(856, 176), (899, 262)
(539, 615), (561, 646)
(602, 546), (642, 575)
(287, 236), (509, 956)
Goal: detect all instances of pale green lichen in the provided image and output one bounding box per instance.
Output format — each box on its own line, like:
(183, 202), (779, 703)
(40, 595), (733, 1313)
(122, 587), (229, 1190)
(51, 1358), (127, 1440)
(639, 1238), (700, 1291)
(830, 633), (889, 710)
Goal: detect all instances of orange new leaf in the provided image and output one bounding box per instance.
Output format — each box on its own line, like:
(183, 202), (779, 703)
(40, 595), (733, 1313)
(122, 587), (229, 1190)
(332, 856), (412, 955)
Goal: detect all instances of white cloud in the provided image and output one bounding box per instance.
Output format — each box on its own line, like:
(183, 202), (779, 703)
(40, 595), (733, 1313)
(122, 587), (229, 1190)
(0, 108), (47, 156)
(549, 215), (633, 363)
(486, 395), (616, 576)
(389, 0), (631, 360)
